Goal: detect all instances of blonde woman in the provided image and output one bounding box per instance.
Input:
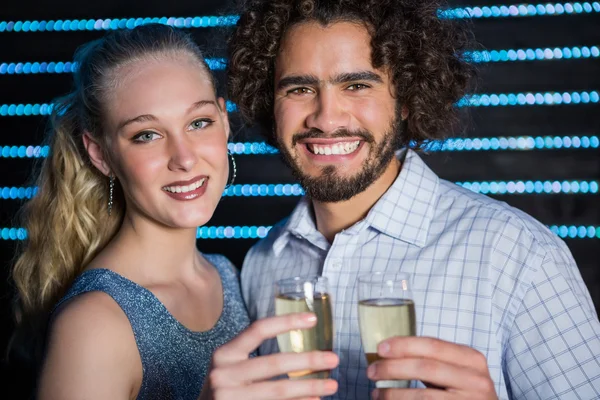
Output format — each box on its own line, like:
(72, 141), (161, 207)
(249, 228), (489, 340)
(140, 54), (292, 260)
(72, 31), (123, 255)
(11, 24), (338, 400)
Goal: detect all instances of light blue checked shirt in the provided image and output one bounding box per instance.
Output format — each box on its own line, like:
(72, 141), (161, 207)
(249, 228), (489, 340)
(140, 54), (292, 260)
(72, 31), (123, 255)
(241, 149), (600, 400)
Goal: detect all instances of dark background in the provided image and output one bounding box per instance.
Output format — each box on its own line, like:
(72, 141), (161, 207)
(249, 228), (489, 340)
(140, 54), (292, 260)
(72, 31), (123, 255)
(0, 0), (598, 398)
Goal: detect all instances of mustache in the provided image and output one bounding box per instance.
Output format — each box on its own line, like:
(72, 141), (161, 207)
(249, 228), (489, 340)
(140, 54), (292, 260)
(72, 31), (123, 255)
(292, 128), (375, 147)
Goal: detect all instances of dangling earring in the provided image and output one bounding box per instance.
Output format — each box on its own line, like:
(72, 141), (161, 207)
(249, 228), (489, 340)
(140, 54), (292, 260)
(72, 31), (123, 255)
(225, 151), (237, 189)
(108, 175), (114, 216)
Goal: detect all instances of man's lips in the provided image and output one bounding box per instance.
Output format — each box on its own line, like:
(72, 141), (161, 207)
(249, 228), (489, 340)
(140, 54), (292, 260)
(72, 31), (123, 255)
(294, 138), (366, 158)
(297, 137), (364, 145)
(305, 140), (361, 155)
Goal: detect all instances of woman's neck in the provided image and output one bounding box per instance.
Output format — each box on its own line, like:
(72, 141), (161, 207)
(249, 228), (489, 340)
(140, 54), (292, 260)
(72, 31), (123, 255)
(90, 213), (205, 286)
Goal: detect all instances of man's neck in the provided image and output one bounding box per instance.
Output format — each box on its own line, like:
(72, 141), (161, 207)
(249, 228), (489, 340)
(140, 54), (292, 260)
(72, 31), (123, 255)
(312, 158), (401, 242)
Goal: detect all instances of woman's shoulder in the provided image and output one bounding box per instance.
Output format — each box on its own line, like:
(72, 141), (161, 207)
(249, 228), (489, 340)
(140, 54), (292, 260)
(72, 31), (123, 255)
(50, 290), (137, 357)
(40, 291), (142, 399)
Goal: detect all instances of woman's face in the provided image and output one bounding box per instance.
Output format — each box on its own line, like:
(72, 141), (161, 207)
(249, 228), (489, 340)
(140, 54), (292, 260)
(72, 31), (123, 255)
(100, 55), (229, 230)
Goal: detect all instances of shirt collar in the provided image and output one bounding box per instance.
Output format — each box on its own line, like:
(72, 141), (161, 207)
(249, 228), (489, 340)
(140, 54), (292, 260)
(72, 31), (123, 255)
(272, 197), (318, 256)
(364, 149), (439, 247)
(272, 149), (439, 254)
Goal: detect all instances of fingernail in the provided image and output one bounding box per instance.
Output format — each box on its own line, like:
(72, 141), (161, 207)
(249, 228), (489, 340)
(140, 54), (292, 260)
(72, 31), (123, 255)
(379, 341), (390, 355)
(304, 313), (317, 322)
(372, 389), (380, 400)
(367, 364), (377, 379)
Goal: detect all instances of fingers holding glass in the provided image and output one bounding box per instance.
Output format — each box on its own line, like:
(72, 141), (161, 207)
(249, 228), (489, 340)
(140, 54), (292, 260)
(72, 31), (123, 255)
(205, 313), (339, 400)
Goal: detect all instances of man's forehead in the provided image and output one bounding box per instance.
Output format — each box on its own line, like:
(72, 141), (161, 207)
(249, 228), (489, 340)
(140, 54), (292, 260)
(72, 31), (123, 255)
(278, 21), (372, 55)
(275, 21), (378, 81)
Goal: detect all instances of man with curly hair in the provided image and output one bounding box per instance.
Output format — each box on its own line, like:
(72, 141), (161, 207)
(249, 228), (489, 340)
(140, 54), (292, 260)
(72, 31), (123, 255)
(225, 0), (600, 399)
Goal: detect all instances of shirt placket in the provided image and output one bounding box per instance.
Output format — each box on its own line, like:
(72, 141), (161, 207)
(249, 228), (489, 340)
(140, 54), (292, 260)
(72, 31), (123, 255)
(321, 231), (362, 397)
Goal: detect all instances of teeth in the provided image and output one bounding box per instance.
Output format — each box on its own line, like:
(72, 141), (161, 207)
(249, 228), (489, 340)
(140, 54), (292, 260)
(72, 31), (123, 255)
(310, 141), (360, 155)
(163, 178), (206, 193)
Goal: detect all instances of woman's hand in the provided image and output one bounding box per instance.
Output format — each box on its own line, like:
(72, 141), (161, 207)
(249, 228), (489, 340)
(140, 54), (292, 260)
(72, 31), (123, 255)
(200, 313), (339, 400)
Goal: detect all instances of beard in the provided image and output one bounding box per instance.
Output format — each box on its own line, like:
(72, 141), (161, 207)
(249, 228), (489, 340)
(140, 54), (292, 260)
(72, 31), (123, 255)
(276, 115), (404, 203)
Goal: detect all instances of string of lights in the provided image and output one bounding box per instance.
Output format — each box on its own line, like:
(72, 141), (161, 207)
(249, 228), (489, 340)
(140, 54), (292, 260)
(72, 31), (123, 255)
(0, 101), (237, 116)
(466, 46), (599, 63)
(1, 90), (597, 117)
(1, 3), (598, 33)
(2, 45), (598, 76)
(1, 180), (597, 200)
(440, 2), (600, 19)
(0, 225), (597, 240)
(225, 136), (600, 155)
(0, 136), (597, 159)
(0, 16), (239, 33)
(459, 91), (599, 107)
(0, 58), (227, 74)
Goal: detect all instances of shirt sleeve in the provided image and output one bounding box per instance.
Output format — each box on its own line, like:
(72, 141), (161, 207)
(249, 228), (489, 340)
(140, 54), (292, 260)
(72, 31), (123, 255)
(504, 244), (600, 399)
(240, 244), (260, 322)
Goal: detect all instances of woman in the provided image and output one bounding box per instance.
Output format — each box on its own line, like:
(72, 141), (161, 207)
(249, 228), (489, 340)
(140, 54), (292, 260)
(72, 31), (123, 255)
(11, 24), (338, 400)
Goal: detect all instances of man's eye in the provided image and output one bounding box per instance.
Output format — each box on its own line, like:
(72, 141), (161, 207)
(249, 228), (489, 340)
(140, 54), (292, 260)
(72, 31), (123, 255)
(289, 87), (313, 95)
(347, 84), (369, 91)
(133, 132), (161, 143)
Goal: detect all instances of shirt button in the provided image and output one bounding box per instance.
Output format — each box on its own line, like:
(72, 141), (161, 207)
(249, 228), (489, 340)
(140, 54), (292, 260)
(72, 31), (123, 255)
(330, 259), (342, 269)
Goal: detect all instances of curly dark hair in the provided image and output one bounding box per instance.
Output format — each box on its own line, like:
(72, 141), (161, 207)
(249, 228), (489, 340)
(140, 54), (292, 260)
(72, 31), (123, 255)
(227, 0), (478, 148)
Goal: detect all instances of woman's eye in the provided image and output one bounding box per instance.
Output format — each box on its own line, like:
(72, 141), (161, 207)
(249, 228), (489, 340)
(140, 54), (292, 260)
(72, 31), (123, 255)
(133, 132), (161, 143)
(189, 119), (214, 130)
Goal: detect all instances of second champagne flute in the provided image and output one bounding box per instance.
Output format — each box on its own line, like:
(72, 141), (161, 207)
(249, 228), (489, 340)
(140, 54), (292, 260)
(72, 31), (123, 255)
(358, 272), (416, 389)
(274, 276), (333, 379)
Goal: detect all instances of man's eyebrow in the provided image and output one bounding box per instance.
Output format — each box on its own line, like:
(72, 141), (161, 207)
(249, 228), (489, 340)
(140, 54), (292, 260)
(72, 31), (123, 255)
(276, 75), (320, 90)
(331, 71), (383, 85)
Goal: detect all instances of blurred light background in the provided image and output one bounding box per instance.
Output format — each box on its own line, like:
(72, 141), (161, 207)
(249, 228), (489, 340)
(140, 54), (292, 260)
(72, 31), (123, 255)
(0, 1), (598, 397)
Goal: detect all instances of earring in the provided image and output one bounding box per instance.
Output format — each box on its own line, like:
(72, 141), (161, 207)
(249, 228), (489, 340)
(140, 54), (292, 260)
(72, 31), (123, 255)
(108, 175), (114, 216)
(225, 151), (237, 189)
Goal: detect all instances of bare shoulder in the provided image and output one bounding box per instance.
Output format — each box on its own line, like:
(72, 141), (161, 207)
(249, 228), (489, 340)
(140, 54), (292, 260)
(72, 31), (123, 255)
(38, 291), (142, 400)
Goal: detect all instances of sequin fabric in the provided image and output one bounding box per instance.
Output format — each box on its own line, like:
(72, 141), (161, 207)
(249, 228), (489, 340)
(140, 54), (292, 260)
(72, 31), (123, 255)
(54, 253), (251, 399)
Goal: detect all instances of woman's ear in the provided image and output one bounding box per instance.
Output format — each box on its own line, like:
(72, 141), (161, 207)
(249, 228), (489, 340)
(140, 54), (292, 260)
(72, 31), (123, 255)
(217, 97), (231, 140)
(83, 132), (112, 176)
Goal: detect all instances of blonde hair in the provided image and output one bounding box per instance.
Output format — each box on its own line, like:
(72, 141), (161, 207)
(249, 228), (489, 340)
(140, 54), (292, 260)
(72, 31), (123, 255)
(10, 24), (215, 364)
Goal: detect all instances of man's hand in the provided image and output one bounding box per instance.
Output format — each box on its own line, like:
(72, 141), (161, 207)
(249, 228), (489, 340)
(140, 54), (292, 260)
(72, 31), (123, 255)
(367, 336), (498, 399)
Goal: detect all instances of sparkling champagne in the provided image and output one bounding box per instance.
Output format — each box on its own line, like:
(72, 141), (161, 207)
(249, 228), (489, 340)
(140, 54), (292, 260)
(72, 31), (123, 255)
(275, 292), (333, 379)
(359, 298), (416, 388)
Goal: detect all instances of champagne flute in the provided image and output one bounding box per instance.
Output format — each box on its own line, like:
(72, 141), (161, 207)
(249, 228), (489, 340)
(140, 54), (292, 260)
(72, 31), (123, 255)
(358, 272), (416, 388)
(274, 276), (333, 379)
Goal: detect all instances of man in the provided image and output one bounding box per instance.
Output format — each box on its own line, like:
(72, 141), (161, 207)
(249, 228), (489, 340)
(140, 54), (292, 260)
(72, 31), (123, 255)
(226, 0), (600, 399)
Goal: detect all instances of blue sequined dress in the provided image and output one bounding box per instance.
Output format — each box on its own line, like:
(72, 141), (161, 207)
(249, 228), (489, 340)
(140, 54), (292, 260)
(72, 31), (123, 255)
(54, 254), (251, 400)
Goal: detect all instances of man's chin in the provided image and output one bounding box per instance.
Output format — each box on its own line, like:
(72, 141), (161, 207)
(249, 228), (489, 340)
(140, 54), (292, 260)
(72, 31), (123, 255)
(294, 161), (357, 177)
(302, 181), (369, 203)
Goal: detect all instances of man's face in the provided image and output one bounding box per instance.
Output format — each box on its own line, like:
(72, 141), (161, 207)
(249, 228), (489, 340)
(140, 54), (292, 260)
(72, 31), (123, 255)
(273, 21), (401, 203)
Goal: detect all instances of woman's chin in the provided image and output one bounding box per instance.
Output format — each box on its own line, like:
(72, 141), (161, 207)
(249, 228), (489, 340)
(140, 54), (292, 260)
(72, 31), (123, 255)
(159, 213), (213, 231)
